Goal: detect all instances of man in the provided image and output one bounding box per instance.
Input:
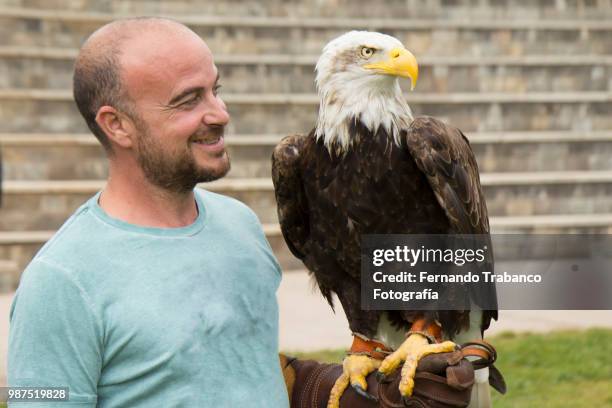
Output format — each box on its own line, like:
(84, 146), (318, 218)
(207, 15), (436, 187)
(8, 18), (289, 407)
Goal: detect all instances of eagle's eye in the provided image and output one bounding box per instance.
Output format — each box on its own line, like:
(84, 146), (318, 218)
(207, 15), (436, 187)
(360, 47), (375, 59)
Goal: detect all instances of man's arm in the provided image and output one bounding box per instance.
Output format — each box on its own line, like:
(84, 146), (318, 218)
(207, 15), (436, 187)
(8, 258), (103, 407)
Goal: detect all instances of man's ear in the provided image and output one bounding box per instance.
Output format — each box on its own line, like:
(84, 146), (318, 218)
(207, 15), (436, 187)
(96, 106), (136, 149)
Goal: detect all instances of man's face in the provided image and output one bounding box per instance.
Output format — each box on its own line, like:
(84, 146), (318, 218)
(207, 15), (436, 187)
(120, 29), (231, 193)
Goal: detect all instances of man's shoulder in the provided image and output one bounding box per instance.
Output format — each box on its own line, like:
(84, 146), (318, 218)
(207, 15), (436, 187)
(15, 199), (102, 305)
(197, 188), (258, 220)
(197, 187), (268, 239)
(33, 195), (106, 269)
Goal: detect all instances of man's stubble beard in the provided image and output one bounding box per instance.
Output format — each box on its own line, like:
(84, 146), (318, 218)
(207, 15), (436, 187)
(133, 119), (231, 194)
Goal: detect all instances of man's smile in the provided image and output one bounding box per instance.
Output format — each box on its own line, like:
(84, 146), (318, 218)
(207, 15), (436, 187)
(191, 134), (225, 153)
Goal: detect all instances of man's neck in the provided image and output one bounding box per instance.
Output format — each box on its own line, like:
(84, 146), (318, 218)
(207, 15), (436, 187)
(99, 168), (199, 228)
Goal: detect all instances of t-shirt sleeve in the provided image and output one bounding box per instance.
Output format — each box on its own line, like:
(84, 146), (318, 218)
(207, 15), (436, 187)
(8, 258), (103, 407)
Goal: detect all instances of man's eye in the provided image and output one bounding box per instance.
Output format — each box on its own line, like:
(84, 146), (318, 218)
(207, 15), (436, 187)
(180, 94), (202, 107)
(213, 84), (222, 96)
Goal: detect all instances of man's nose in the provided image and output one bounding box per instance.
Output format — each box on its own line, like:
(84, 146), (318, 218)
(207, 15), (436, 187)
(203, 96), (230, 127)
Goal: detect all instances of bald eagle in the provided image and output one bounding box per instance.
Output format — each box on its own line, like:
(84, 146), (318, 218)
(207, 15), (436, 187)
(272, 31), (497, 407)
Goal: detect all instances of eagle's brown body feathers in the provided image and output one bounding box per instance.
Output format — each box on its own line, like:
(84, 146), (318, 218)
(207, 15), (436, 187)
(272, 116), (497, 339)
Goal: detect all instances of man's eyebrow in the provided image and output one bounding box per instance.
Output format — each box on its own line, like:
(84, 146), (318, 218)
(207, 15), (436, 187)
(167, 73), (221, 106)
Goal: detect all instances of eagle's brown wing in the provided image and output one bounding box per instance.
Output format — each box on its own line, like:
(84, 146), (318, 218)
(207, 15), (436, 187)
(405, 116), (497, 331)
(405, 116), (489, 234)
(271, 134), (310, 260)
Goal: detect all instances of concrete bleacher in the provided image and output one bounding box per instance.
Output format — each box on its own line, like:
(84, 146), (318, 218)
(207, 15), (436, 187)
(1, 0), (610, 18)
(0, 0), (612, 291)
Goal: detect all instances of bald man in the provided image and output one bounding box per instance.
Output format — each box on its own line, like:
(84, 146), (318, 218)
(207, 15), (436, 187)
(8, 18), (289, 407)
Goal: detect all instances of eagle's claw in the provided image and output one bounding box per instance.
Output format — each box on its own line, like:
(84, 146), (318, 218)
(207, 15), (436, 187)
(376, 371), (390, 384)
(327, 354), (381, 408)
(352, 383), (378, 402)
(378, 333), (456, 397)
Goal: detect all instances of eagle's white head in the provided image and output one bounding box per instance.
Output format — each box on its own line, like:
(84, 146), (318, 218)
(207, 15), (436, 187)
(315, 31), (419, 155)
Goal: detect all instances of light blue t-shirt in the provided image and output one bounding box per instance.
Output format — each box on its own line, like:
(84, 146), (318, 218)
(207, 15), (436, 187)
(8, 189), (289, 408)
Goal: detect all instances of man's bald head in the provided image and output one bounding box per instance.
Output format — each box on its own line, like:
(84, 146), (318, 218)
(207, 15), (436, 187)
(73, 17), (204, 153)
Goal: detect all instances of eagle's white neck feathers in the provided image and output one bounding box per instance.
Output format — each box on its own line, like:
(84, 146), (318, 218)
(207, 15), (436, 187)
(314, 31), (414, 155)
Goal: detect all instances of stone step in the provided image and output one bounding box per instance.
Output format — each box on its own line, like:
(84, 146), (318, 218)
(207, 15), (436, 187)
(1, 47), (610, 93)
(1, 8), (611, 55)
(4, 0), (612, 19)
(0, 89), (610, 134)
(3, 131), (612, 180)
(2, 211), (612, 290)
(0, 259), (18, 291)
(4, 46), (612, 66)
(2, 173), (612, 229)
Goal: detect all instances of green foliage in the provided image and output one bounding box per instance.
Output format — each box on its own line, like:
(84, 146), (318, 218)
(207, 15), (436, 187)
(286, 329), (612, 408)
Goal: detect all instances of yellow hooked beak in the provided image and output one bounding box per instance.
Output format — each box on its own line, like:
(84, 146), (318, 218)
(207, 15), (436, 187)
(364, 47), (419, 91)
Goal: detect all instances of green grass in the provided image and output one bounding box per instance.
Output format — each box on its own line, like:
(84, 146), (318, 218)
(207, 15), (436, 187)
(289, 329), (612, 408)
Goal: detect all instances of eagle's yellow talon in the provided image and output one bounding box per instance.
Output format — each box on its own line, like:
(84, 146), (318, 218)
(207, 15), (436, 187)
(327, 354), (381, 408)
(378, 334), (457, 397)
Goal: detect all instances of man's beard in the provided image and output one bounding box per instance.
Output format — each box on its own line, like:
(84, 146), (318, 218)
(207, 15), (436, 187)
(134, 122), (231, 194)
